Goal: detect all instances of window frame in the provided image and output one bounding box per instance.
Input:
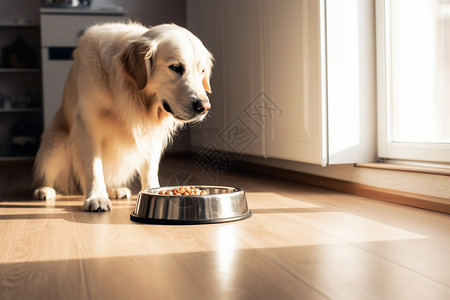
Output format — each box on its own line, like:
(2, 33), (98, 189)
(376, 0), (450, 164)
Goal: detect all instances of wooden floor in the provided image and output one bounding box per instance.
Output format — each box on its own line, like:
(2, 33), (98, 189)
(0, 157), (449, 300)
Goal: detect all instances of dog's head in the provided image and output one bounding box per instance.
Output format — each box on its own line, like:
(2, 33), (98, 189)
(121, 24), (213, 122)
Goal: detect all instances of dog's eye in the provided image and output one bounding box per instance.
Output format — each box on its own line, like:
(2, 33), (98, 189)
(169, 64), (185, 75)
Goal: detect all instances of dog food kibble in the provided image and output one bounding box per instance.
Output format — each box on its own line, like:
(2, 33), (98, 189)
(158, 186), (208, 196)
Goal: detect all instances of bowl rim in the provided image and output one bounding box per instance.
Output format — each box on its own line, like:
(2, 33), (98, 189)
(139, 185), (243, 197)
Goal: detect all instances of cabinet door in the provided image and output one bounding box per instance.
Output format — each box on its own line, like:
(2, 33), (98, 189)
(220, 0), (265, 157)
(187, 0), (265, 157)
(262, 0), (327, 165)
(326, 0), (376, 164)
(186, 0), (226, 150)
(188, 0), (326, 163)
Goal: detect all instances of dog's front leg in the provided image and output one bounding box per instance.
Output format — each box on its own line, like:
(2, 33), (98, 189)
(74, 122), (111, 212)
(140, 143), (164, 190)
(140, 162), (160, 191)
(82, 156), (112, 212)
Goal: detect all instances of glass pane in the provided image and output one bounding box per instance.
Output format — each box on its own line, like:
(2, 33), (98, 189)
(390, 0), (450, 143)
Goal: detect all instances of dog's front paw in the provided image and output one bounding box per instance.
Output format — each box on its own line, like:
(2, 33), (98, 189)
(33, 187), (57, 200)
(83, 195), (112, 212)
(107, 187), (132, 199)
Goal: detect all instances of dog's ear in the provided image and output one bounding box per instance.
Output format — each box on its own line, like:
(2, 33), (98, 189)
(121, 41), (152, 90)
(202, 75), (211, 94)
(203, 51), (214, 93)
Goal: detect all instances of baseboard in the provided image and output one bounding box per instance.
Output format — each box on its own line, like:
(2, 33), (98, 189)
(0, 157), (35, 166)
(239, 161), (450, 215)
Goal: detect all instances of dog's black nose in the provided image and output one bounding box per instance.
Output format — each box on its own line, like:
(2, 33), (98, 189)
(192, 99), (211, 114)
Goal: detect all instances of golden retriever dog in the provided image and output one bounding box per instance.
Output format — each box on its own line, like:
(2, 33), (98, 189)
(33, 22), (213, 212)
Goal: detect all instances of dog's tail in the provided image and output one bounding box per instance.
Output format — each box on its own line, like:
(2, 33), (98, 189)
(33, 116), (79, 195)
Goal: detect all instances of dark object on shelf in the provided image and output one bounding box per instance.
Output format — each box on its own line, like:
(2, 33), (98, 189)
(48, 47), (75, 60)
(10, 119), (39, 156)
(2, 35), (33, 68)
(13, 94), (32, 108)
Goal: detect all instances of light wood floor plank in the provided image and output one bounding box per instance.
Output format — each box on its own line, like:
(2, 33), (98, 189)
(0, 200), (89, 299)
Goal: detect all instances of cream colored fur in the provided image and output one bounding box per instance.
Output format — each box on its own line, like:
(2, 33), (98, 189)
(33, 22), (213, 211)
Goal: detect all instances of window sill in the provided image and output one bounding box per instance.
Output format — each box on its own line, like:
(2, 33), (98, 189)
(355, 162), (450, 177)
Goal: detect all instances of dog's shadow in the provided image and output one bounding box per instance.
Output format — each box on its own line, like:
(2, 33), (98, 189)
(0, 196), (140, 225)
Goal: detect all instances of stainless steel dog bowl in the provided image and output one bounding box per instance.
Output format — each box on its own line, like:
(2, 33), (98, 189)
(130, 186), (252, 224)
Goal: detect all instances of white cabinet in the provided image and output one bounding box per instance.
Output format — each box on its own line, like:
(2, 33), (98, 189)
(187, 0), (376, 166)
(261, 0), (326, 164)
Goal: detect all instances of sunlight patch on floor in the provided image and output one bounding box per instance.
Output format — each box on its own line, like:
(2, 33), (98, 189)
(0, 192), (427, 264)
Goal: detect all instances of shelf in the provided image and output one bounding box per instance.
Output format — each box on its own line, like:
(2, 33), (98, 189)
(0, 156), (35, 165)
(0, 23), (39, 29)
(0, 14), (42, 164)
(0, 108), (41, 113)
(0, 68), (40, 73)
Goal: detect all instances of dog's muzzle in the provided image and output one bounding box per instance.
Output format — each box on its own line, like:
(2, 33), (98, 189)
(162, 99), (211, 121)
(192, 98), (211, 115)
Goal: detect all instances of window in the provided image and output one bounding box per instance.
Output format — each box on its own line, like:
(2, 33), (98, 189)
(377, 0), (450, 164)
